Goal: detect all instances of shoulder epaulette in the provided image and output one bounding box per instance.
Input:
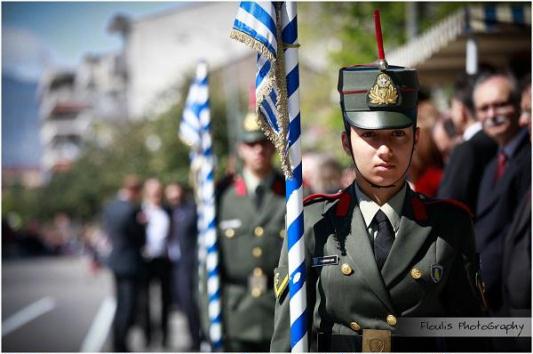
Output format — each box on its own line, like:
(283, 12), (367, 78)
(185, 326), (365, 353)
(271, 173), (285, 195)
(304, 189), (352, 217)
(303, 191), (344, 206)
(424, 197), (473, 218)
(215, 173), (236, 199)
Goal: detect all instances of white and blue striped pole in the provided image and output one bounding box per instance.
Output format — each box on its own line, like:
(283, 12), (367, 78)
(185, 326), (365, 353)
(230, 3), (307, 349)
(279, 3), (307, 351)
(180, 62), (222, 350)
(197, 63), (223, 350)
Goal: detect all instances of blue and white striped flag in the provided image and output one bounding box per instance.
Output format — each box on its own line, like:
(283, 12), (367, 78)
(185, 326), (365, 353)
(231, 2), (308, 351)
(230, 1), (293, 178)
(179, 61), (223, 350)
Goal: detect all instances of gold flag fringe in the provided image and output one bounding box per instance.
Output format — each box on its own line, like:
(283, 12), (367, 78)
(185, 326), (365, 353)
(230, 26), (293, 179)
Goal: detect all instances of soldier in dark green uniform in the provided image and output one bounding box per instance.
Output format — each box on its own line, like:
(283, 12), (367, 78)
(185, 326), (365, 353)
(270, 62), (487, 352)
(216, 111), (286, 351)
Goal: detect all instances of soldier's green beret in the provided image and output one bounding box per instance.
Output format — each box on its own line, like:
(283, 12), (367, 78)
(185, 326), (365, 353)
(240, 111), (267, 143)
(338, 65), (419, 129)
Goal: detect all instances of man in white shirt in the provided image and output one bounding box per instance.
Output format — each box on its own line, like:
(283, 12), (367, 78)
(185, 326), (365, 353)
(140, 178), (172, 348)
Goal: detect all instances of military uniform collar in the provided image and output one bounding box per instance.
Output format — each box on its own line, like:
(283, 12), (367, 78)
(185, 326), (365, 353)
(243, 168), (274, 194)
(354, 182), (406, 233)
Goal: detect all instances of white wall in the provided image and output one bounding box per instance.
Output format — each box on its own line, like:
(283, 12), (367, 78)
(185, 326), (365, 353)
(126, 2), (253, 119)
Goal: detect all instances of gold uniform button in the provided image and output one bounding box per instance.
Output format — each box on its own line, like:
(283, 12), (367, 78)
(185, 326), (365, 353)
(386, 314), (397, 326)
(410, 267), (422, 279)
(225, 228), (235, 238)
(279, 229), (286, 238)
(341, 263), (353, 275)
(254, 226), (264, 237)
(252, 247), (262, 258)
(251, 288), (262, 298)
(350, 321), (361, 331)
(253, 267), (263, 276)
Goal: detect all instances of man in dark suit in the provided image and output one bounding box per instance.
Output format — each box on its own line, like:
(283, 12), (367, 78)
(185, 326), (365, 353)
(501, 78), (531, 351)
(438, 76), (497, 212)
(473, 72), (531, 315)
(165, 182), (201, 351)
(103, 175), (146, 352)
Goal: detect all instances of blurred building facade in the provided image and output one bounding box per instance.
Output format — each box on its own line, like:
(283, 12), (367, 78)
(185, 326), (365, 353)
(112, 2), (252, 119)
(38, 3), (255, 174)
(38, 52), (127, 174)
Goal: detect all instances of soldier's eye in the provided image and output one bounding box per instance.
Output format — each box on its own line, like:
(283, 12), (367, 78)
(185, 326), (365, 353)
(392, 130), (406, 137)
(361, 131), (376, 138)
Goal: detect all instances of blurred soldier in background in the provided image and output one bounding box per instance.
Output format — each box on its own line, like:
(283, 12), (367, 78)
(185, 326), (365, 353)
(140, 178), (172, 348)
(215, 111), (286, 351)
(438, 75), (497, 213)
(165, 182), (201, 351)
(102, 175), (146, 352)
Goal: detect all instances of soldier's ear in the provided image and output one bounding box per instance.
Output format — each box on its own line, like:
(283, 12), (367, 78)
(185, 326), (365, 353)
(341, 131), (352, 156)
(414, 127), (420, 146)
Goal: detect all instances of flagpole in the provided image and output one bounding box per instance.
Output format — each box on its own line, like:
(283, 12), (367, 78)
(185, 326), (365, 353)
(278, 3), (308, 351)
(180, 62), (223, 350)
(230, 2), (308, 350)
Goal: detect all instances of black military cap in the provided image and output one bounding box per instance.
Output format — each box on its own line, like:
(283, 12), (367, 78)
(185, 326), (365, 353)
(338, 65), (419, 129)
(240, 111), (268, 143)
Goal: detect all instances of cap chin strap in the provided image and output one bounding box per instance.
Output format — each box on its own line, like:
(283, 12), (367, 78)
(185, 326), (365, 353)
(349, 137), (415, 189)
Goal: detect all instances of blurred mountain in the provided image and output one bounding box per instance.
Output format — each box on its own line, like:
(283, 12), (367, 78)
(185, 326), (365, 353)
(2, 74), (42, 168)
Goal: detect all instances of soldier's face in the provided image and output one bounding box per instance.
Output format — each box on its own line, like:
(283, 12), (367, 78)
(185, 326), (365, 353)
(238, 139), (275, 174)
(474, 76), (519, 146)
(342, 126), (417, 186)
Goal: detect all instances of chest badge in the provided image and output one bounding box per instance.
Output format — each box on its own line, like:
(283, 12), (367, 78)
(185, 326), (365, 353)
(312, 255), (339, 267)
(431, 264), (444, 283)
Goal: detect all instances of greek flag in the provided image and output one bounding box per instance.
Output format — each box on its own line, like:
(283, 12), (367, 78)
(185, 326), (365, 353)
(231, 2), (308, 351)
(179, 61), (222, 350)
(230, 1), (292, 177)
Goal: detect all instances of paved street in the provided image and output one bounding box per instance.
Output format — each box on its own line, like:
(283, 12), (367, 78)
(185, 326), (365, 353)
(2, 256), (191, 352)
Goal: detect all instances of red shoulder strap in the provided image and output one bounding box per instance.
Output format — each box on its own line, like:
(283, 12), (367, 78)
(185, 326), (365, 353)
(303, 191), (343, 206)
(303, 190), (352, 217)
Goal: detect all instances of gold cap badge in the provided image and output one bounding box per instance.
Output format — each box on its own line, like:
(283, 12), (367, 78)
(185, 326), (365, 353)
(368, 73), (399, 105)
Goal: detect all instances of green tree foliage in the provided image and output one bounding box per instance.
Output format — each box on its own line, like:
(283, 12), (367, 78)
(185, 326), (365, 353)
(295, 2), (464, 160)
(3, 76), (230, 224)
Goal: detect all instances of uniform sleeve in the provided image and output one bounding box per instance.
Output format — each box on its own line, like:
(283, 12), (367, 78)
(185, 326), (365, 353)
(442, 209), (487, 316)
(441, 208), (491, 352)
(270, 236), (292, 351)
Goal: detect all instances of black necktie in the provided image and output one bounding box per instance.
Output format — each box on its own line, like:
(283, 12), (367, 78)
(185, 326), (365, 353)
(373, 210), (394, 271)
(255, 185), (265, 209)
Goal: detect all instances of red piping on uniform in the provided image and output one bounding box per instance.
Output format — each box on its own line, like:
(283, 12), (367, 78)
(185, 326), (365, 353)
(235, 176), (247, 196)
(335, 192), (352, 217)
(410, 196), (428, 222)
(272, 179), (284, 195)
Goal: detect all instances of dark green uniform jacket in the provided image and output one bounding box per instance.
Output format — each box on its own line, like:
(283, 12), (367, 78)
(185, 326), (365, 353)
(271, 182), (486, 352)
(216, 172), (286, 347)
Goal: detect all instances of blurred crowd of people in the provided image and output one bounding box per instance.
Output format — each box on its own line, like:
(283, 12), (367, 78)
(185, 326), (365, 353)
(100, 175), (201, 352)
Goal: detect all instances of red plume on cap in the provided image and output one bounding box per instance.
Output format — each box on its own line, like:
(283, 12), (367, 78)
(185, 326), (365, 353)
(373, 10), (388, 69)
